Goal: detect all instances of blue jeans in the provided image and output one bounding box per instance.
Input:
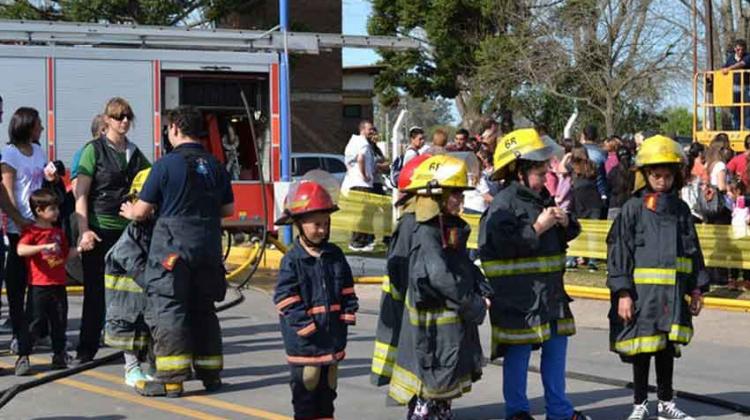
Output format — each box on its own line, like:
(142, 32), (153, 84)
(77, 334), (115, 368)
(503, 322), (574, 419)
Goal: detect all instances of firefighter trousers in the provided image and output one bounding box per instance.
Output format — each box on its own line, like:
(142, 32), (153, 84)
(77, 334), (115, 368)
(148, 258), (223, 383)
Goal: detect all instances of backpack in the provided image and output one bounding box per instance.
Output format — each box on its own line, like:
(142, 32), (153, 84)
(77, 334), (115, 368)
(390, 147), (418, 187)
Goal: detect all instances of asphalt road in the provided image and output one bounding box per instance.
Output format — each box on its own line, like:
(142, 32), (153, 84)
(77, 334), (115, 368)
(0, 284), (747, 419)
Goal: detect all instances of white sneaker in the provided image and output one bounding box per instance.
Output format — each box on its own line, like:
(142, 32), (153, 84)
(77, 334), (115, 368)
(360, 243), (375, 252)
(348, 244), (363, 252)
(627, 400), (649, 420)
(658, 400), (694, 420)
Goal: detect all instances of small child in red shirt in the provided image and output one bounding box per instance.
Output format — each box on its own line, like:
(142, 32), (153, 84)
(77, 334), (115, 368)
(17, 188), (76, 370)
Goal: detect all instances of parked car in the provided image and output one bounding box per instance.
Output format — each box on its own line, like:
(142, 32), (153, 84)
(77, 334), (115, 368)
(291, 153), (347, 182)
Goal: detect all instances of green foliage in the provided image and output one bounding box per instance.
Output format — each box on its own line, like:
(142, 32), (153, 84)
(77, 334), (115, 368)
(658, 107), (693, 137)
(369, 0), (512, 126)
(0, 0), (257, 26)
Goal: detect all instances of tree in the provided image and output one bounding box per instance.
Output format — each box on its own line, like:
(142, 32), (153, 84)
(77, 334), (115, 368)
(497, 0), (690, 136)
(0, 0), (259, 26)
(659, 107), (694, 137)
(368, 0), (530, 131)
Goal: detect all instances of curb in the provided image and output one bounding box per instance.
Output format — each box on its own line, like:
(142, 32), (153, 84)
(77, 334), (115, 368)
(352, 277), (750, 313)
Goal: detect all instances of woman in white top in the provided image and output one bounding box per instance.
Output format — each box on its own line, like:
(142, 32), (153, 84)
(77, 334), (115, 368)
(1, 107), (54, 375)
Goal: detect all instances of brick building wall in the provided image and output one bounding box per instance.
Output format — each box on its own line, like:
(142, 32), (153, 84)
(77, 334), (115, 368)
(222, 1), (347, 154)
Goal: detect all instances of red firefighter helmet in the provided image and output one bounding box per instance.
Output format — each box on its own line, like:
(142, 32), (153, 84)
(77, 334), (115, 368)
(274, 180), (339, 225)
(395, 153), (432, 206)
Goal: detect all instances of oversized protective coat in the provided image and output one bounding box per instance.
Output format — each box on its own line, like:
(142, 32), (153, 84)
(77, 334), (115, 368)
(606, 191), (709, 360)
(388, 215), (490, 404)
(274, 240), (358, 364)
(104, 221), (153, 352)
(479, 181), (580, 359)
(371, 210), (416, 386)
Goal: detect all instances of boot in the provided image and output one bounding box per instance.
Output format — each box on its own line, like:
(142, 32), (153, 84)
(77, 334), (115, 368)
(134, 380), (183, 398)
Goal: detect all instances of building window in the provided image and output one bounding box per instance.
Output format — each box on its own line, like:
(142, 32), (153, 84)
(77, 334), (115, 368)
(343, 104), (362, 118)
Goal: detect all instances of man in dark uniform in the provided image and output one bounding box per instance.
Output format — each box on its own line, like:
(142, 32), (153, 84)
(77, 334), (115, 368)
(120, 106), (234, 397)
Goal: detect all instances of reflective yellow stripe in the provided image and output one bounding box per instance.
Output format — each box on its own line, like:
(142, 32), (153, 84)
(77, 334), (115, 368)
(615, 334), (668, 356)
(194, 355), (223, 370)
(371, 341), (397, 378)
(156, 355), (192, 371)
(388, 364), (420, 404)
(482, 254), (565, 277)
(669, 324), (693, 343)
(104, 274), (143, 293)
(405, 300), (459, 326)
(676, 257), (693, 274)
(104, 333), (149, 350)
(381, 278), (403, 301)
(556, 318), (577, 336)
(633, 268), (676, 285)
(492, 323), (551, 345)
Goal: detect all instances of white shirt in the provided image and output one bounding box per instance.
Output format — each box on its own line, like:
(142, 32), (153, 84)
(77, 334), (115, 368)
(342, 134), (374, 191)
(710, 161), (727, 187)
(463, 175), (490, 213)
(1, 143), (46, 233)
(403, 148), (420, 166)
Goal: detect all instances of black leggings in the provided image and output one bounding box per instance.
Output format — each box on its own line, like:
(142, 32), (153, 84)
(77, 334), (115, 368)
(632, 346), (675, 404)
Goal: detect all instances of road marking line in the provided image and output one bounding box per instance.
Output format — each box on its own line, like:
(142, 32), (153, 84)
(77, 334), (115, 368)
(27, 357), (291, 420)
(0, 361), (226, 419)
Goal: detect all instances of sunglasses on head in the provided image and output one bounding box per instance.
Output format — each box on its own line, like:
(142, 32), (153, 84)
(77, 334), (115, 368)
(110, 113), (133, 121)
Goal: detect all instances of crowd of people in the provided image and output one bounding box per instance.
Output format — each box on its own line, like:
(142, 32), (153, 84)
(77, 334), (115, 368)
(0, 96), (232, 399)
(341, 117), (750, 288)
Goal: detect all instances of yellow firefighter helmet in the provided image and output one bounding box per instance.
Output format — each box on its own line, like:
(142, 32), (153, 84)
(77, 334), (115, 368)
(493, 128), (563, 175)
(129, 168), (152, 198)
(634, 135), (684, 168)
(403, 154), (473, 194)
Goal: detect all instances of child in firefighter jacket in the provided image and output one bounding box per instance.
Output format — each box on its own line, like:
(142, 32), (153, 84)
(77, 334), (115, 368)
(273, 180), (358, 420)
(479, 129), (591, 420)
(104, 168), (154, 387)
(388, 155), (492, 420)
(607, 135), (709, 420)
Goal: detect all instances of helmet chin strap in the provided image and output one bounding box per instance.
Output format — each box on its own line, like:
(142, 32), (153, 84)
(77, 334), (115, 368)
(294, 221), (330, 250)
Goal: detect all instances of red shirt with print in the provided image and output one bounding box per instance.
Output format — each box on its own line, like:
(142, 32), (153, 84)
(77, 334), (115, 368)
(19, 225), (69, 286)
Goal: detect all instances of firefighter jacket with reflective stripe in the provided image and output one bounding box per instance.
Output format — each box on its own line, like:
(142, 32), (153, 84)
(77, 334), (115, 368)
(606, 191), (709, 359)
(104, 221), (153, 351)
(387, 215), (490, 404)
(371, 211), (415, 386)
(274, 240), (359, 365)
(479, 181), (580, 359)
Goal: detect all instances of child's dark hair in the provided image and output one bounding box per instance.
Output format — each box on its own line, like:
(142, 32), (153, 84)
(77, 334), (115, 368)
(642, 164), (685, 192)
(28, 188), (59, 216)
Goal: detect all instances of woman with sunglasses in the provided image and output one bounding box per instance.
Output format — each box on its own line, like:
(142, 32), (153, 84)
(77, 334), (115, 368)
(74, 97), (150, 367)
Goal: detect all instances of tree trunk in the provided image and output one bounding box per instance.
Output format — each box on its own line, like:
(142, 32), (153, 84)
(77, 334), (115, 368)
(456, 92), (483, 132)
(605, 94), (615, 136)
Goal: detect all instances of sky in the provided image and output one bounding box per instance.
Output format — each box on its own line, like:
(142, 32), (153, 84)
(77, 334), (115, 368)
(342, 0), (380, 67)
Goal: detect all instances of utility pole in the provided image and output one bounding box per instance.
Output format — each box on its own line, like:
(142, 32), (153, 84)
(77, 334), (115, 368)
(706, 0), (715, 129)
(279, 0), (292, 244)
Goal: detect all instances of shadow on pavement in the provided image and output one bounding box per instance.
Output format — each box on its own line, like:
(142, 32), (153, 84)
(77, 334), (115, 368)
(192, 358), (373, 395)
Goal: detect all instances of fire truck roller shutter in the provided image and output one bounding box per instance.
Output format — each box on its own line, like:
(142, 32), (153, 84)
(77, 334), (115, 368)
(55, 59), (154, 164)
(0, 58), (48, 153)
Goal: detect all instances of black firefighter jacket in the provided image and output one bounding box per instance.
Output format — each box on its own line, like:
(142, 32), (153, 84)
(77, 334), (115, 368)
(274, 239), (359, 366)
(387, 215), (492, 404)
(607, 191), (709, 360)
(479, 181), (580, 359)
